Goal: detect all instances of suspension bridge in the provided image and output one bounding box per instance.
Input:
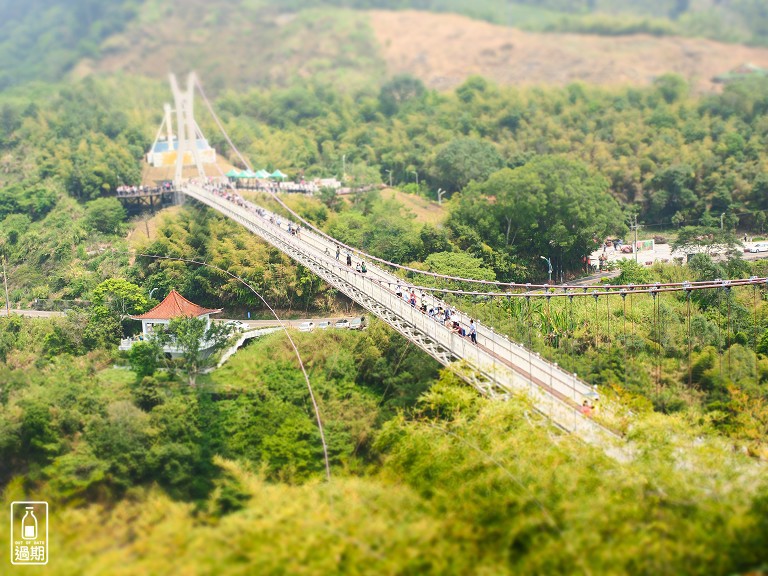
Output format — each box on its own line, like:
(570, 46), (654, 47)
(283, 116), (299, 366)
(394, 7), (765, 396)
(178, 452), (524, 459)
(136, 73), (768, 450)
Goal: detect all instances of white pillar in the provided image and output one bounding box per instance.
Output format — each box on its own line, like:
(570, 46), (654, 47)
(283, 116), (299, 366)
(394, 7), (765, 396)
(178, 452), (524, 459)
(170, 74), (186, 187)
(170, 73), (206, 187)
(164, 103), (174, 147)
(185, 73), (206, 179)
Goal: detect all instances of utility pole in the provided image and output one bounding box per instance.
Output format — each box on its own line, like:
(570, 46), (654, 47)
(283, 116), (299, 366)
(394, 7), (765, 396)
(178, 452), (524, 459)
(628, 214), (640, 263)
(2, 255), (9, 316)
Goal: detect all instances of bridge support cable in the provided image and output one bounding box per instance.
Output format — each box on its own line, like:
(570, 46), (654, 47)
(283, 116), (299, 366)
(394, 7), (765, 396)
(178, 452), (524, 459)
(753, 283), (760, 388)
(182, 183), (619, 447)
(686, 287), (693, 388)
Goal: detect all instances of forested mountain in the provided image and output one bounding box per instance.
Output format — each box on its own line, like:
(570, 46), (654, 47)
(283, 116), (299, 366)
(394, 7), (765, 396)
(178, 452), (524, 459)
(0, 0), (138, 89)
(0, 0), (767, 92)
(4, 73), (768, 297)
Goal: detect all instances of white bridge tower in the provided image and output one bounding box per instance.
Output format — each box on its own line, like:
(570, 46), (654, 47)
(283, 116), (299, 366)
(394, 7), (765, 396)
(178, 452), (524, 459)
(146, 73), (216, 188)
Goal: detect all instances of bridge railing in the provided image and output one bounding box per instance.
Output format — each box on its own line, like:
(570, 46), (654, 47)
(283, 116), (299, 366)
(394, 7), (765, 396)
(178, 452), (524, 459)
(183, 184), (618, 445)
(284, 219), (594, 400)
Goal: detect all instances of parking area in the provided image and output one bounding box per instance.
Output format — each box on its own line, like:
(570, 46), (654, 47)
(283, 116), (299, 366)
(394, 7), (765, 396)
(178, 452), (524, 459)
(590, 239), (768, 270)
(217, 316), (367, 332)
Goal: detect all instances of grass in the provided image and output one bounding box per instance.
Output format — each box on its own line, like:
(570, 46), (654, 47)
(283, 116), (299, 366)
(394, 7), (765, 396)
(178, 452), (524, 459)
(383, 189), (446, 226)
(96, 367), (138, 401)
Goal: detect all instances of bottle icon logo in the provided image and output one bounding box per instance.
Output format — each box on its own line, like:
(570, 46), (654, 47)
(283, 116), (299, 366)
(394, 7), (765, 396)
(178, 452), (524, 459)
(10, 501), (48, 565)
(22, 507), (37, 540)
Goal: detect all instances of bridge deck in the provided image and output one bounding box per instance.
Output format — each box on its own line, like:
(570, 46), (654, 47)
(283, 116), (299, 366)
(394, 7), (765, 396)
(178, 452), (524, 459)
(182, 183), (620, 448)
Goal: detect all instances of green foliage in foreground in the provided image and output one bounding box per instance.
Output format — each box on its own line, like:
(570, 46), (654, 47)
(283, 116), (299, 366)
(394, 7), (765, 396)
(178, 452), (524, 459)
(0, 317), (438, 493)
(2, 314), (768, 573)
(2, 374), (767, 574)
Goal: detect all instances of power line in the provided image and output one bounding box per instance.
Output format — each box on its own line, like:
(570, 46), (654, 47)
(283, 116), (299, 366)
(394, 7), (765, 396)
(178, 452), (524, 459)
(132, 250), (332, 484)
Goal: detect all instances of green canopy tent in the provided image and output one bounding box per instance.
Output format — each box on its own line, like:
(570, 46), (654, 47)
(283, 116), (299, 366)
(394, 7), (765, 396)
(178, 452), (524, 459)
(255, 169), (270, 178)
(270, 169), (288, 180)
(242, 169), (257, 178)
(225, 169), (240, 178)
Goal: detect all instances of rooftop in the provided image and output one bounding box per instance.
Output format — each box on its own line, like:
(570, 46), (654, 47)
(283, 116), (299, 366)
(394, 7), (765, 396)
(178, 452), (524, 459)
(132, 289), (221, 320)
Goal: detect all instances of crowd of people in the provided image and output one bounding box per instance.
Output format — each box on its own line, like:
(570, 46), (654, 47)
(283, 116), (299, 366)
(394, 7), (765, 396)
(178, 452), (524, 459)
(234, 180), (320, 194)
(202, 180), (488, 351)
(116, 182), (174, 196)
(198, 180), (482, 346)
(393, 283), (477, 343)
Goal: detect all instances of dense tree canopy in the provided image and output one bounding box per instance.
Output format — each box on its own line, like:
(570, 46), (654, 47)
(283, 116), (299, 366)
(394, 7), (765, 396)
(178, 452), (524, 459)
(2, 314), (768, 573)
(448, 156), (626, 278)
(85, 197), (127, 234)
(428, 137), (505, 195)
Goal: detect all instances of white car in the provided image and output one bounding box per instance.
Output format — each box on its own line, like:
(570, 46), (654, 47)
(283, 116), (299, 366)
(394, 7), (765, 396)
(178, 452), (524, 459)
(298, 321), (315, 332)
(349, 317), (366, 330)
(316, 321), (331, 330)
(334, 319), (350, 329)
(224, 320), (248, 332)
(749, 242), (768, 253)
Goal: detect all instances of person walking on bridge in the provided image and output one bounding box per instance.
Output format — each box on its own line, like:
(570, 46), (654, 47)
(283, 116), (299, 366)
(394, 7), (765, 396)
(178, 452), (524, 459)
(336, 245), (340, 260)
(469, 319), (477, 344)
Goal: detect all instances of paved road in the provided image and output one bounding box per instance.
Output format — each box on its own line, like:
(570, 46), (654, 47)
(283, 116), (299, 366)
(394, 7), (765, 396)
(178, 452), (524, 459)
(218, 316), (363, 328)
(7, 309), (66, 318)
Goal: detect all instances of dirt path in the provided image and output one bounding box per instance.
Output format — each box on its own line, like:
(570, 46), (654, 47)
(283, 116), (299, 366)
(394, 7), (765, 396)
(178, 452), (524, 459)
(383, 188), (445, 225)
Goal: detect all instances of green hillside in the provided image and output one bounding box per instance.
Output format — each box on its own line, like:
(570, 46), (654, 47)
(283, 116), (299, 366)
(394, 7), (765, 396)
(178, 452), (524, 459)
(0, 0), (767, 91)
(0, 0), (138, 89)
(1, 319), (767, 573)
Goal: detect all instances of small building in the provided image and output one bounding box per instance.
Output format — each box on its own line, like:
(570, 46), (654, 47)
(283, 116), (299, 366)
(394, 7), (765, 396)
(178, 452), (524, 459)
(713, 63), (768, 84)
(119, 289), (222, 357)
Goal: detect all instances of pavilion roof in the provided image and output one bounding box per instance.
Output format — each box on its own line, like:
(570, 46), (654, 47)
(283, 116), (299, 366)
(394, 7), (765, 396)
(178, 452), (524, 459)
(131, 289), (221, 320)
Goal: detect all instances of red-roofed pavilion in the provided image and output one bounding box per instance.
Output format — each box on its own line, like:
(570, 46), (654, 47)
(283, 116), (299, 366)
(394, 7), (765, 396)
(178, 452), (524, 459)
(130, 289), (221, 338)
